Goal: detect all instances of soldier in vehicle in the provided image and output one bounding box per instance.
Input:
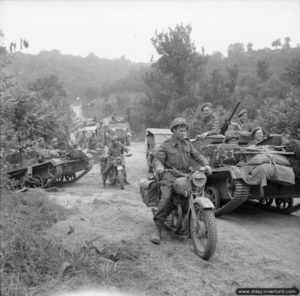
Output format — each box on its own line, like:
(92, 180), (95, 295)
(196, 103), (220, 140)
(102, 136), (130, 187)
(247, 127), (265, 146)
(37, 137), (47, 149)
(235, 109), (252, 136)
(224, 133), (239, 144)
(151, 117), (212, 244)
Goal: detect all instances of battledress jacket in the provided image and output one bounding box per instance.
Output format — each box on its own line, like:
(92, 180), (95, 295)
(108, 141), (128, 157)
(198, 113), (220, 136)
(153, 136), (209, 172)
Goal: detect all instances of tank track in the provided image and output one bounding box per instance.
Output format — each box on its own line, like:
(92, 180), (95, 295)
(53, 161), (93, 186)
(215, 180), (250, 217)
(247, 200), (300, 215)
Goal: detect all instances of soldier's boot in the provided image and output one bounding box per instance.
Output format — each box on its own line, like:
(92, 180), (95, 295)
(151, 222), (163, 244)
(102, 176), (106, 188)
(124, 170), (130, 185)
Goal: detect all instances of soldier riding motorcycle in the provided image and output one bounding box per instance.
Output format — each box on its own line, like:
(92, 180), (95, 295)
(101, 136), (131, 190)
(141, 165), (217, 260)
(140, 117), (217, 260)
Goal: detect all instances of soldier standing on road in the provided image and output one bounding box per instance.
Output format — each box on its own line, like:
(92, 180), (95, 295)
(151, 117), (212, 244)
(78, 130), (88, 150)
(102, 136), (130, 187)
(88, 133), (98, 150)
(196, 103), (220, 140)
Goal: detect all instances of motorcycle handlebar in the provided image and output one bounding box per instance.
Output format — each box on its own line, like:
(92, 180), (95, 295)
(156, 166), (210, 179)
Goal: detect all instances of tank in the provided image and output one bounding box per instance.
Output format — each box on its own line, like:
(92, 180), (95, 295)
(2, 147), (93, 190)
(192, 134), (300, 216)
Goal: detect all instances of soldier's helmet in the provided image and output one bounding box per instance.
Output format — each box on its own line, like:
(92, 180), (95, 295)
(170, 117), (189, 132)
(238, 109), (248, 118)
(224, 133), (239, 143)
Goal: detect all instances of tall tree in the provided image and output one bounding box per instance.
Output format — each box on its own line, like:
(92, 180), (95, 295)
(282, 58), (300, 88)
(247, 42), (253, 52)
(257, 58), (271, 82)
(271, 39), (281, 49)
(283, 37), (291, 49)
(144, 24), (207, 126)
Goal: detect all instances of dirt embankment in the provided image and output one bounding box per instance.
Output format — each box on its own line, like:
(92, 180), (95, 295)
(47, 142), (300, 296)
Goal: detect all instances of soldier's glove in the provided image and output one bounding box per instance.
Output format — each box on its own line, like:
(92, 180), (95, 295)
(204, 165), (212, 176)
(156, 168), (164, 180)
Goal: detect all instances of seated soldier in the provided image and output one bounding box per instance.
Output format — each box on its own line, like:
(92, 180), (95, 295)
(236, 109), (252, 137)
(247, 127), (265, 146)
(224, 133), (239, 144)
(196, 103), (220, 140)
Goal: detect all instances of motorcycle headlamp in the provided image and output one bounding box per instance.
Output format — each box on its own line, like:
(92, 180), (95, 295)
(192, 172), (206, 187)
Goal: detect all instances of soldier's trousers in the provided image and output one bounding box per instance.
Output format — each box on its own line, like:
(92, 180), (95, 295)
(102, 161), (127, 181)
(153, 172), (176, 225)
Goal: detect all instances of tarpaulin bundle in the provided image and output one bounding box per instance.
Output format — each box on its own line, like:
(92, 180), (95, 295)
(241, 152), (295, 191)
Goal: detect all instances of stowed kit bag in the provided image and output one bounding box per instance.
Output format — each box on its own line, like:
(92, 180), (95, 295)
(68, 150), (89, 162)
(241, 153), (295, 188)
(139, 177), (159, 207)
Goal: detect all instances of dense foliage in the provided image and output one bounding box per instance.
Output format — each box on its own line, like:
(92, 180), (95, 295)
(0, 48), (75, 148)
(1, 26), (300, 140)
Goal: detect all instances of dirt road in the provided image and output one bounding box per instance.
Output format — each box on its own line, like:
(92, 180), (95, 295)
(47, 142), (300, 296)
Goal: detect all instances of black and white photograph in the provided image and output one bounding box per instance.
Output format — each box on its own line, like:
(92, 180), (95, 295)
(0, 1), (300, 295)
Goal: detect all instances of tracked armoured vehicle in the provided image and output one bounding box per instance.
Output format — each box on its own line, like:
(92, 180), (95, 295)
(2, 147), (93, 190)
(192, 134), (300, 216)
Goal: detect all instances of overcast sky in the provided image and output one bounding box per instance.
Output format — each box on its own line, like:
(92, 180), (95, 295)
(0, 0), (300, 63)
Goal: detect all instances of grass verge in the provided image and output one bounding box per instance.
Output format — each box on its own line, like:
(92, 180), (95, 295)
(0, 189), (143, 296)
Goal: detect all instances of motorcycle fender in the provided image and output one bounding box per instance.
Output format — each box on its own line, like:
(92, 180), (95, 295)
(117, 165), (123, 171)
(193, 197), (215, 209)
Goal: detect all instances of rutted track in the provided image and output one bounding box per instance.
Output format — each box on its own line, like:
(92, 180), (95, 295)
(47, 142), (300, 296)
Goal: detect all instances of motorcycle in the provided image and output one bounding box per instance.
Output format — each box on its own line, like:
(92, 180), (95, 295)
(153, 167), (217, 260)
(106, 154), (132, 190)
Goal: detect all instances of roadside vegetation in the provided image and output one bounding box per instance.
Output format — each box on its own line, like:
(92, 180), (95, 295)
(0, 188), (143, 295)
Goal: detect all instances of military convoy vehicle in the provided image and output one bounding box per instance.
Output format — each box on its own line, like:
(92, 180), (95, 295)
(145, 128), (173, 173)
(192, 135), (300, 216)
(2, 147), (93, 190)
(99, 116), (132, 146)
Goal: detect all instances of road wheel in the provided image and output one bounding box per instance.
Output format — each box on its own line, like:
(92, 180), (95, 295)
(205, 186), (221, 209)
(108, 170), (116, 185)
(275, 198), (294, 210)
(20, 176), (29, 189)
(189, 201), (217, 260)
(32, 175), (44, 188)
(118, 170), (124, 190)
(259, 198), (273, 207)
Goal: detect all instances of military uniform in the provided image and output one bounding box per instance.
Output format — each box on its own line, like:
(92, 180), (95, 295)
(237, 119), (252, 135)
(88, 135), (98, 150)
(102, 141), (129, 182)
(190, 113), (220, 138)
(153, 135), (209, 224)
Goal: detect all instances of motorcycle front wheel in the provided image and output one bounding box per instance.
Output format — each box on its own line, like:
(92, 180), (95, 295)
(117, 170), (124, 190)
(189, 201), (217, 260)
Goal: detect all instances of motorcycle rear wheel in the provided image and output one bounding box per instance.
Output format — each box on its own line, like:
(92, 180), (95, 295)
(118, 170), (124, 190)
(189, 201), (217, 260)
